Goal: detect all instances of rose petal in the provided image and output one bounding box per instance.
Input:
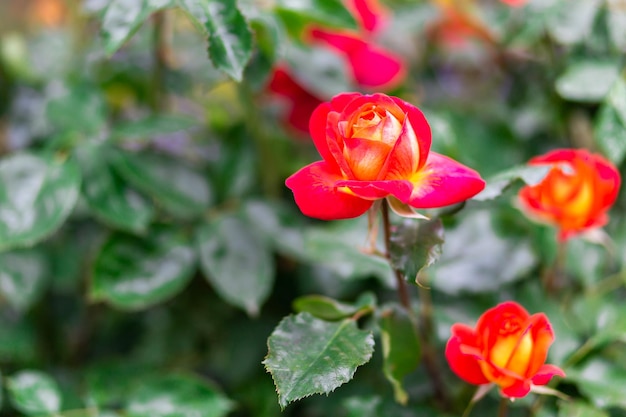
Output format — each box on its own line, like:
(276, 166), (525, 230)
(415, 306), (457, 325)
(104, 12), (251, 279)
(445, 324), (490, 385)
(407, 153), (485, 208)
(337, 178), (414, 202)
(348, 41), (405, 89)
(346, 0), (387, 32)
(525, 313), (555, 377)
(285, 161), (373, 220)
(500, 379), (532, 398)
(531, 364), (566, 386)
(390, 96), (431, 169)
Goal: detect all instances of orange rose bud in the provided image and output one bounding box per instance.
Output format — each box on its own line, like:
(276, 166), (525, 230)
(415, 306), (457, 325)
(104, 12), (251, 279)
(518, 148), (621, 241)
(445, 301), (565, 398)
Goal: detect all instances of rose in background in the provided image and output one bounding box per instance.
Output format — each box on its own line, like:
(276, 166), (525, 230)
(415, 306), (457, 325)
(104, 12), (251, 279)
(285, 92), (485, 220)
(445, 301), (565, 398)
(518, 148), (621, 241)
(267, 0), (405, 134)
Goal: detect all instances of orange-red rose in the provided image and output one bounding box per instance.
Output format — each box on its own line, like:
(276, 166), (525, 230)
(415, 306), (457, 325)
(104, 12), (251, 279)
(445, 301), (565, 398)
(285, 92), (485, 220)
(518, 148), (621, 241)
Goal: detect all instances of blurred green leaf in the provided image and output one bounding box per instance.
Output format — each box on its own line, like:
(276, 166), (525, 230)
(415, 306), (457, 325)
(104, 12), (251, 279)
(7, 370), (62, 416)
(547, 0), (601, 45)
(110, 114), (199, 143)
(558, 401), (608, 417)
(594, 101), (626, 165)
(607, 0), (626, 50)
(274, 0), (357, 33)
(567, 359), (626, 409)
(76, 144), (154, 233)
(91, 227), (196, 310)
(342, 396), (382, 417)
(47, 85), (107, 136)
(264, 313), (374, 409)
(196, 213), (274, 316)
(473, 164), (550, 201)
(293, 292), (376, 321)
(101, 0), (171, 56)
(176, 0), (253, 81)
(112, 150), (212, 219)
(0, 153), (81, 251)
(125, 374), (234, 417)
(0, 248), (48, 312)
(243, 16), (282, 91)
(379, 305), (421, 405)
(556, 60), (620, 102)
(389, 218), (444, 284)
(86, 360), (154, 409)
(432, 211), (536, 294)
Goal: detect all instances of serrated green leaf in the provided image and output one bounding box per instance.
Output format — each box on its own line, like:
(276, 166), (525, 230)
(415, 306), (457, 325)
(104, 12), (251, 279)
(196, 213), (274, 316)
(0, 248), (48, 312)
(389, 218), (444, 284)
(176, 0), (253, 81)
(594, 102), (626, 165)
(379, 305), (420, 405)
(91, 227), (196, 310)
(101, 0), (172, 56)
(0, 153), (81, 251)
(76, 144), (154, 233)
(7, 370), (62, 416)
(264, 313), (374, 408)
(556, 61), (620, 102)
(125, 373), (234, 417)
(293, 292), (376, 321)
(473, 164), (550, 201)
(558, 401), (608, 417)
(112, 150), (212, 219)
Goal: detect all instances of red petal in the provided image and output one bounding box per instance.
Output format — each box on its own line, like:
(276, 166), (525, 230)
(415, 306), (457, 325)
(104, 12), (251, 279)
(445, 324), (490, 385)
(526, 313), (555, 377)
(285, 161), (373, 220)
(347, 41), (405, 89)
(346, 0), (387, 32)
(476, 301), (529, 350)
(407, 153), (485, 208)
(500, 379), (531, 398)
(390, 96), (431, 170)
(336, 179), (414, 202)
(382, 117), (421, 180)
(531, 364), (565, 386)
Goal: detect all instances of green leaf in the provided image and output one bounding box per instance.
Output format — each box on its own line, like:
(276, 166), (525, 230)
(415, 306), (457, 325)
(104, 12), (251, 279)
(91, 227), (196, 310)
(473, 164), (550, 201)
(264, 313), (374, 409)
(547, 0), (600, 45)
(176, 0), (253, 81)
(125, 373), (234, 417)
(594, 102), (626, 165)
(293, 292), (376, 321)
(0, 153), (81, 251)
(101, 0), (172, 56)
(76, 144), (154, 233)
(607, 0), (626, 50)
(110, 114), (199, 143)
(432, 211), (535, 294)
(112, 150), (212, 219)
(606, 76), (626, 126)
(196, 213), (274, 316)
(556, 61), (620, 102)
(389, 218), (444, 284)
(274, 0), (357, 33)
(46, 85), (107, 136)
(379, 305), (421, 405)
(558, 401), (609, 417)
(0, 248), (48, 312)
(567, 359), (626, 409)
(7, 370), (62, 416)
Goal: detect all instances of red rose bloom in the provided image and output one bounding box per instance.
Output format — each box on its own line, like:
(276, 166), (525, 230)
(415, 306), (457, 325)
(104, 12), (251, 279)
(446, 301), (565, 398)
(285, 92), (485, 220)
(518, 148), (621, 241)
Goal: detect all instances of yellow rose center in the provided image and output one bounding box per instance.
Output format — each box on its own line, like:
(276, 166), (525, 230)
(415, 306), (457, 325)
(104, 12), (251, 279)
(490, 319), (533, 378)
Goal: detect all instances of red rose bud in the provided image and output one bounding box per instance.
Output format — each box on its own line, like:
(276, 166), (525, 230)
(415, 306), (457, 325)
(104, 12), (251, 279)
(518, 148), (621, 241)
(445, 301), (565, 398)
(285, 93), (485, 220)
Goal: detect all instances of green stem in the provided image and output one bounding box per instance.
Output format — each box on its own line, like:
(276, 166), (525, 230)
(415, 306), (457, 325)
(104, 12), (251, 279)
(380, 200), (450, 410)
(543, 238), (567, 294)
(498, 397), (509, 417)
(151, 10), (169, 112)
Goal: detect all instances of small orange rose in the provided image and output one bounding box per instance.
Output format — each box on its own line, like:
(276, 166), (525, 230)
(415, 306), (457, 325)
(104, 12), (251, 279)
(518, 148), (621, 240)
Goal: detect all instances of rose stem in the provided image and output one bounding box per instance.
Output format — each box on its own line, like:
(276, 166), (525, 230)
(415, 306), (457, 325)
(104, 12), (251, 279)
(151, 10), (170, 113)
(543, 238), (567, 294)
(498, 397), (509, 417)
(381, 200), (450, 410)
